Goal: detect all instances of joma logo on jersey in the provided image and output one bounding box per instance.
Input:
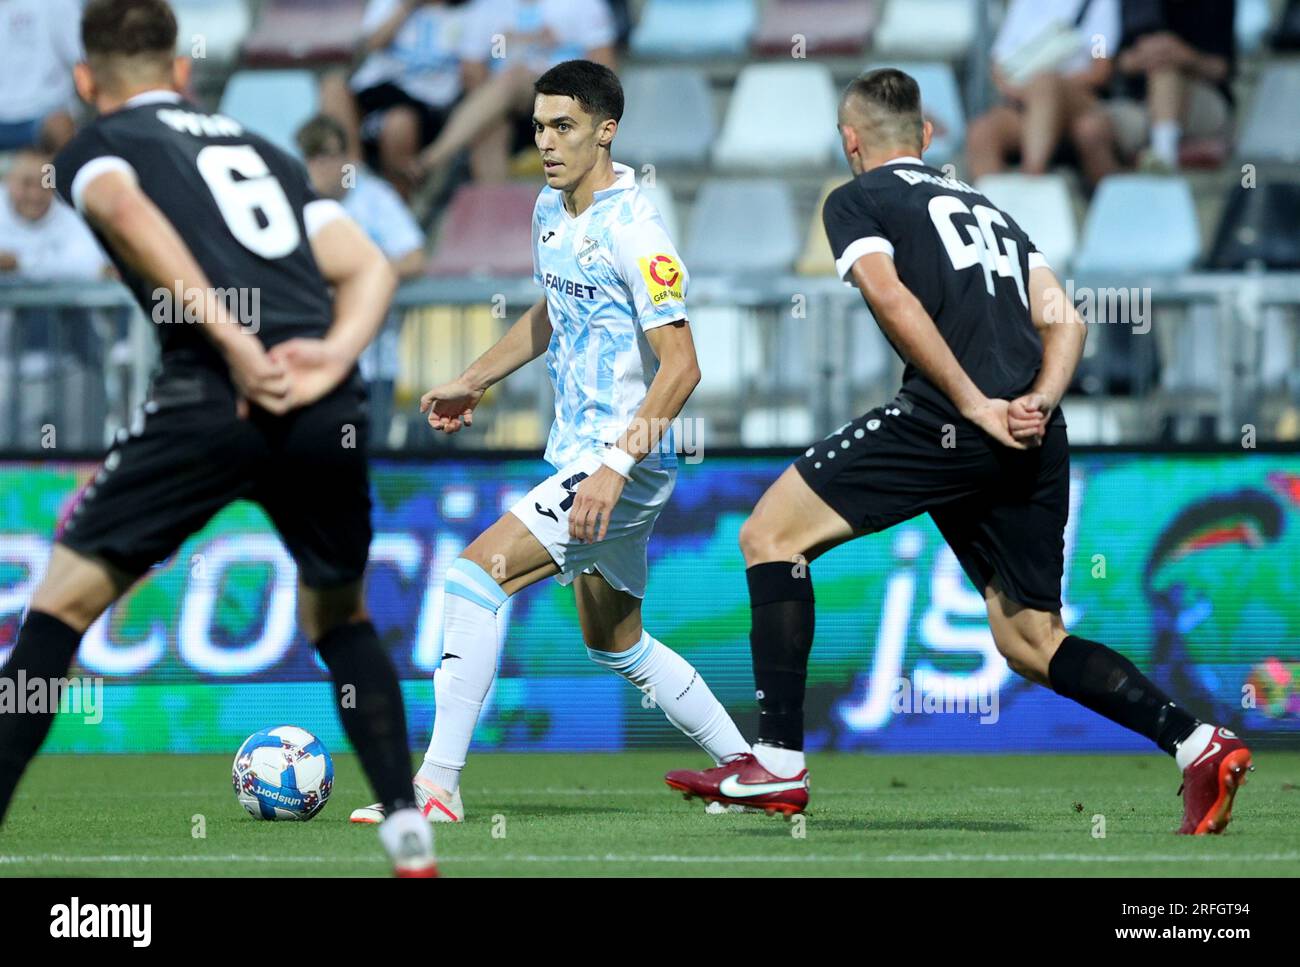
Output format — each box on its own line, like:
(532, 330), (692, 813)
(542, 273), (598, 299)
(638, 254), (683, 305)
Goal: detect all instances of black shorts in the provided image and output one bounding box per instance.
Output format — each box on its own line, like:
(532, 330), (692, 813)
(354, 81), (452, 165)
(794, 397), (1070, 612)
(58, 364), (372, 589)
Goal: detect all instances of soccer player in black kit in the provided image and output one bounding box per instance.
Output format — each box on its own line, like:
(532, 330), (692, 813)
(0, 0), (436, 875)
(665, 69), (1252, 834)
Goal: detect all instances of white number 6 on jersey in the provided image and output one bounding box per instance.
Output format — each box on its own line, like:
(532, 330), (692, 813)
(196, 144), (300, 260)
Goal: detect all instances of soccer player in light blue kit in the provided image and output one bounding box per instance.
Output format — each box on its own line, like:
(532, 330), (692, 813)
(350, 60), (750, 825)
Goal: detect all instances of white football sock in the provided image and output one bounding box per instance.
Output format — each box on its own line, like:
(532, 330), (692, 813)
(1174, 722), (1215, 771)
(1150, 120), (1181, 166)
(753, 743), (806, 777)
(588, 631), (750, 764)
(418, 559), (508, 794)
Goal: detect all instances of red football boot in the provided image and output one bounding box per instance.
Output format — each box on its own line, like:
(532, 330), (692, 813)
(665, 753), (809, 817)
(1177, 727), (1253, 835)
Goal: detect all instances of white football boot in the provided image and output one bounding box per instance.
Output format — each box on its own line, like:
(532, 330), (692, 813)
(379, 807), (437, 878)
(351, 776), (464, 824)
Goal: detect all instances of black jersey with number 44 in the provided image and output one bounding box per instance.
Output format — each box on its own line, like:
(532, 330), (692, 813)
(823, 158), (1059, 424)
(53, 91), (334, 371)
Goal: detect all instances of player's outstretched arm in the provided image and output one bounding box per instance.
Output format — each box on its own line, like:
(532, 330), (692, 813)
(569, 319), (701, 544)
(420, 297), (552, 433)
(77, 169), (291, 414)
(1008, 265), (1089, 444)
(849, 252), (1026, 449)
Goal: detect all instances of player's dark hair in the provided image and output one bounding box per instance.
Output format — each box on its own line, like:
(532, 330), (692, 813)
(297, 115), (348, 160)
(839, 68), (924, 151)
(82, 0), (177, 58)
(534, 60), (625, 125)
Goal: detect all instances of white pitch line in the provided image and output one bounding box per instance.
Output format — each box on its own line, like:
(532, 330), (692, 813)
(3, 852), (1298, 866)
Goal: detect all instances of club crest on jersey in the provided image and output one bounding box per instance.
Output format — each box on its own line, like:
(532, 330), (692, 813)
(577, 235), (601, 267)
(638, 254), (683, 305)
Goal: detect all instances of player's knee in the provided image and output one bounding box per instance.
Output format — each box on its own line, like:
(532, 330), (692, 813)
(738, 513), (781, 565)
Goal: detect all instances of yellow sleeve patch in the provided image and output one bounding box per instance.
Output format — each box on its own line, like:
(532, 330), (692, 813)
(637, 254), (684, 306)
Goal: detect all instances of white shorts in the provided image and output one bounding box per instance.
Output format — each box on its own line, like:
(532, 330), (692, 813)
(509, 451), (676, 599)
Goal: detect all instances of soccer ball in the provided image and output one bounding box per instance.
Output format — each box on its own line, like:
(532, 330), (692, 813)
(232, 726), (334, 821)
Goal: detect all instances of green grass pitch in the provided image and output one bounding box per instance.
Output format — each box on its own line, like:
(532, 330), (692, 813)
(3, 751), (1298, 877)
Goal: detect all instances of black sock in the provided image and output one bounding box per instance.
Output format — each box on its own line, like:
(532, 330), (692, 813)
(315, 620), (414, 813)
(747, 561), (815, 751)
(0, 611), (83, 823)
(1048, 634), (1199, 755)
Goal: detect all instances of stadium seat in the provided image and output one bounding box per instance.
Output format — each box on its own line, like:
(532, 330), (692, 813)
(867, 61), (965, 167)
(241, 0), (365, 67)
(217, 70), (319, 158)
(872, 0), (976, 59)
(712, 63), (839, 169)
(616, 67), (715, 168)
(685, 179), (801, 274)
(1208, 178), (1300, 270)
(636, 179), (682, 242)
(751, 0), (879, 57)
(975, 173), (1079, 273)
(690, 306), (762, 397)
(1073, 175), (1201, 275)
(426, 183), (537, 277)
(796, 177), (850, 276)
(172, 0), (252, 62)
(630, 0), (757, 59)
(1237, 63), (1300, 164)
(1237, 0), (1275, 53)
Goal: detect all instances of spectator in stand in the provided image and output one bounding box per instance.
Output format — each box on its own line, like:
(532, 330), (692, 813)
(298, 115), (428, 279)
(1072, 0), (1236, 183)
(0, 149), (107, 281)
(0, 0), (83, 152)
(320, 0), (476, 198)
(966, 0), (1120, 180)
(409, 0), (617, 185)
(297, 114), (427, 445)
(0, 148), (111, 450)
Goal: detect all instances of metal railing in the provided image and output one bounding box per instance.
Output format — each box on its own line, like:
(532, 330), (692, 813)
(0, 271), (1297, 455)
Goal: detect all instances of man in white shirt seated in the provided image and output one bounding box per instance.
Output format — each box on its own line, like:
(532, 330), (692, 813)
(0, 0), (83, 152)
(0, 148), (111, 450)
(0, 150), (109, 281)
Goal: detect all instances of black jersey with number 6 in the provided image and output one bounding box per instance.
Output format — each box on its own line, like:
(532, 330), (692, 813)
(823, 158), (1058, 425)
(53, 91), (334, 371)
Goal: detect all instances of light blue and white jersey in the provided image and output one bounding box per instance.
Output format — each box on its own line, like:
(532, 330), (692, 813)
(533, 162), (688, 471)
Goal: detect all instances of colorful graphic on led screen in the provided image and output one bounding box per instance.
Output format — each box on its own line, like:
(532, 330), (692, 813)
(0, 455), (1296, 754)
